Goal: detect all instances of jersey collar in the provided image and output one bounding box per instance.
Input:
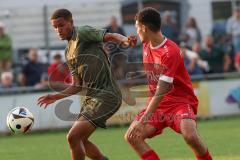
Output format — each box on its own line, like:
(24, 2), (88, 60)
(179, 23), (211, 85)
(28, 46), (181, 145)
(150, 37), (167, 49)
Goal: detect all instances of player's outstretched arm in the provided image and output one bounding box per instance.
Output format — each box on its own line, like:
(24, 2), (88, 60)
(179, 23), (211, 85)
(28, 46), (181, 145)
(37, 76), (82, 109)
(103, 33), (137, 48)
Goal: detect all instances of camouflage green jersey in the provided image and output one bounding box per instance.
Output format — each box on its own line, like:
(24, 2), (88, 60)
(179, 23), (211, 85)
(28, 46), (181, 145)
(64, 26), (122, 128)
(65, 25), (121, 97)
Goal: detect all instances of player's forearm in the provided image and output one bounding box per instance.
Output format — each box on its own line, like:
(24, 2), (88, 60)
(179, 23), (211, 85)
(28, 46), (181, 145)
(53, 85), (82, 100)
(140, 81), (173, 123)
(104, 33), (128, 44)
(141, 96), (163, 121)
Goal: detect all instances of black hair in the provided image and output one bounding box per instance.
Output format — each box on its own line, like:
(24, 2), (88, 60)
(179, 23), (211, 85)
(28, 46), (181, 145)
(135, 7), (161, 32)
(53, 54), (62, 60)
(51, 8), (72, 20)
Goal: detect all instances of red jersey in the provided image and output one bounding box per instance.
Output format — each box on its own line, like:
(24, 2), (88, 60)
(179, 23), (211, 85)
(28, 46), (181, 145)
(48, 62), (72, 84)
(143, 38), (198, 113)
(236, 54), (240, 65)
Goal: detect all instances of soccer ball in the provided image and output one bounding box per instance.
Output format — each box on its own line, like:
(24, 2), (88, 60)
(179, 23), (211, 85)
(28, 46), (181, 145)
(6, 107), (34, 134)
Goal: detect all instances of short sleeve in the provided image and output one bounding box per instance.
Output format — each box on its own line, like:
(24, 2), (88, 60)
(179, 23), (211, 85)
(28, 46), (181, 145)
(78, 26), (107, 42)
(159, 49), (181, 83)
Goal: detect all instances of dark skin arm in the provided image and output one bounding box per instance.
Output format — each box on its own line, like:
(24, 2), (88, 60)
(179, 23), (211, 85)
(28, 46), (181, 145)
(103, 33), (137, 47)
(37, 76), (82, 109)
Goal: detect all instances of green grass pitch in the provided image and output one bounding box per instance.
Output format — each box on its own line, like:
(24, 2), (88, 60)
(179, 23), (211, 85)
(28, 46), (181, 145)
(1, 117), (240, 160)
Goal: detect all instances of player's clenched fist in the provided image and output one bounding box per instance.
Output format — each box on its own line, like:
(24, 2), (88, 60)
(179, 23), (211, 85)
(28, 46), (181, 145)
(127, 34), (138, 48)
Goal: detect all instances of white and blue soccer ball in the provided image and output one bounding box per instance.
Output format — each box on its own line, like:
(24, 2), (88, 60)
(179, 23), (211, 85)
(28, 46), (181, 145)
(6, 107), (34, 134)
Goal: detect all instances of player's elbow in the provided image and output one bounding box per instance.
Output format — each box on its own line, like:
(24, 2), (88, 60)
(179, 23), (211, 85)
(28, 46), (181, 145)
(155, 82), (173, 97)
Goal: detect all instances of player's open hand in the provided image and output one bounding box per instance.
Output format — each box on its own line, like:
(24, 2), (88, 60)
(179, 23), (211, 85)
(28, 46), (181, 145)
(37, 94), (57, 109)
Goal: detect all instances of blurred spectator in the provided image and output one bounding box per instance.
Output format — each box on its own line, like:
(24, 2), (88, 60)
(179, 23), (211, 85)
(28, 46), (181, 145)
(234, 53), (240, 72)
(217, 35), (235, 71)
(212, 21), (227, 44)
(19, 48), (43, 86)
(192, 42), (209, 72)
(183, 17), (202, 47)
(199, 36), (231, 73)
(0, 71), (15, 88)
(192, 42), (201, 53)
(0, 22), (12, 73)
(105, 16), (125, 36)
(34, 72), (49, 89)
(48, 53), (71, 84)
(179, 33), (190, 47)
(180, 42), (203, 75)
(226, 6), (240, 55)
(161, 11), (179, 43)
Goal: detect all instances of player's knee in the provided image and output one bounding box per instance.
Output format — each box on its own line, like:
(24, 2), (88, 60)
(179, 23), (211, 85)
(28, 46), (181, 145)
(124, 132), (141, 145)
(182, 131), (199, 145)
(124, 132), (129, 142)
(67, 132), (81, 146)
(67, 133), (75, 146)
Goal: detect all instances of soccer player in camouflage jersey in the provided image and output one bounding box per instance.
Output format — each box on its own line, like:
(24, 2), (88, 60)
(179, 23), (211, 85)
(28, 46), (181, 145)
(37, 9), (137, 160)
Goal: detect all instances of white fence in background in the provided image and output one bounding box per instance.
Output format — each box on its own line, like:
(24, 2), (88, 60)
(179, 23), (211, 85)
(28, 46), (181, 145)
(0, 91), (80, 133)
(1, 78), (240, 133)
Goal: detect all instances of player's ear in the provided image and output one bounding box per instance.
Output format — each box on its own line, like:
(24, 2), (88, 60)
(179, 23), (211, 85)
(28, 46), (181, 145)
(142, 24), (147, 33)
(70, 19), (73, 25)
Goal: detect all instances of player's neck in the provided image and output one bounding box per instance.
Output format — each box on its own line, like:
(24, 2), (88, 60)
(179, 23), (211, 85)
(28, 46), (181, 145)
(67, 27), (75, 41)
(149, 32), (165, 48)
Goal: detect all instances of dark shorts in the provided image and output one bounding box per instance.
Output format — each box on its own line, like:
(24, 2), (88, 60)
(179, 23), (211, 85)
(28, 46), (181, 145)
(79, 92), (122, 128)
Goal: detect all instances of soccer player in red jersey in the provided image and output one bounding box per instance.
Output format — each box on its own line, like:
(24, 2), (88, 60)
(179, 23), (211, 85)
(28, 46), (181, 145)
(125, 7), (212, 160)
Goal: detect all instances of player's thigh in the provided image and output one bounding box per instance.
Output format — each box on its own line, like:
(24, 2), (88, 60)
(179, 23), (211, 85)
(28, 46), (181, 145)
(68, 116), (97, 140)
(180, 118), (198, 136)
(170, 104), (196, 133)
(126, 121), (157, 139)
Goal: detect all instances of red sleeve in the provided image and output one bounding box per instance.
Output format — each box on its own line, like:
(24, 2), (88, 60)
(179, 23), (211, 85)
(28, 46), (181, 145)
(159, 47), (181, 83)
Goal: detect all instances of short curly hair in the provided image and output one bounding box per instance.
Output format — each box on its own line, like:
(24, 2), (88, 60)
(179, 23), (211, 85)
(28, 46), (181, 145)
(135, 7), (161, 32)
(51, 8), (72, 20)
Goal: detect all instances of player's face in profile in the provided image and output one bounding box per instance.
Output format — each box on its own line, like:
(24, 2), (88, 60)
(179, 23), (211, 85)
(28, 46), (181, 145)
(135, 20), (147, 42)
(51, 17), (73, 40)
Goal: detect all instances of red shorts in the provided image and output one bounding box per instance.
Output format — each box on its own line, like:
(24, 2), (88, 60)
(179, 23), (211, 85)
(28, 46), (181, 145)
(135, 104), (196, 137)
